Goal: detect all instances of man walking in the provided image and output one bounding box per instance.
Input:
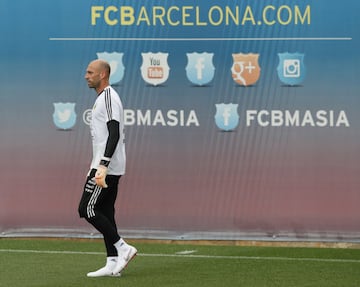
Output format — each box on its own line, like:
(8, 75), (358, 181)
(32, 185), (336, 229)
(78, 59), (137, 277)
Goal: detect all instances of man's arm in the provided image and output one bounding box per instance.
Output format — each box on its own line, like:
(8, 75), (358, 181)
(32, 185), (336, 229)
(103, 120), (120, 159)
(95, 120), (120, 187)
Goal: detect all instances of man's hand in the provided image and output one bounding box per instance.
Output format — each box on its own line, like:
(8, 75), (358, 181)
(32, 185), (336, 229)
(95, 165), (108, 188)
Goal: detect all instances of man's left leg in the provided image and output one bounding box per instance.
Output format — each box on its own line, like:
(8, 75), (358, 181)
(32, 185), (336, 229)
(79, 171), (121, 277)
(102, 175), (137, 276)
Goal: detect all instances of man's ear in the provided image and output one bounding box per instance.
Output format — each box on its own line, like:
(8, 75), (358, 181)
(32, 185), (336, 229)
(99, 71), (106, 80)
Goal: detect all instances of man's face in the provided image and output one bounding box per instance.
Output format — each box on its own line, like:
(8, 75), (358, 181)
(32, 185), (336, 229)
(85, 62), (101, 89)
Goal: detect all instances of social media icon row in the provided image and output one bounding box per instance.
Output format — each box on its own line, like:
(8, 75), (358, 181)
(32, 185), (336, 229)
(97, 51), (306, 87)
(52, 101), (233, 131)
(53, 102), (348, 131)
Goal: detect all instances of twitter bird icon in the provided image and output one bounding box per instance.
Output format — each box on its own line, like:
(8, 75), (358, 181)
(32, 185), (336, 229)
(53, 102), (76, 130)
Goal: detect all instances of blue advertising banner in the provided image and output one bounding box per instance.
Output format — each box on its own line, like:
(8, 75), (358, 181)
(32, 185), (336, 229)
(0, 0), (359, 240)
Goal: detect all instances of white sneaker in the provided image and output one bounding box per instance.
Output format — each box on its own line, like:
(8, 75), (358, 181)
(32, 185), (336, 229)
(87, 257), (121, 277)
(87, 266), (121, 277)
(112, 245), (137, 275)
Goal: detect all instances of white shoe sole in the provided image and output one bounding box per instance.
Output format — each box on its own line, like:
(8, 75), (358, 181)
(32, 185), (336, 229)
(87, 268), (122, 277)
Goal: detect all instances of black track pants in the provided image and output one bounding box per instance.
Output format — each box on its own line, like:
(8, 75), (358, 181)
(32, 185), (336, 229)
(78, 169), (121, 256)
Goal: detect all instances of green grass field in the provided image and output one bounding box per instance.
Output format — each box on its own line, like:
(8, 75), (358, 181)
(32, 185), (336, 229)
(1, 238), (360, 287)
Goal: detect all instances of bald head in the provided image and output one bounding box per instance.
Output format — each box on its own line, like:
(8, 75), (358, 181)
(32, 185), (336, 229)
(91, 59), (111, 76)
(85, 59), (111, 93)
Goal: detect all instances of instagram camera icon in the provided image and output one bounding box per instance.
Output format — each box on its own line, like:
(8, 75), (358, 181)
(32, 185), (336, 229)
(277, 53), (306, 85)
(283, 59), (300, 78)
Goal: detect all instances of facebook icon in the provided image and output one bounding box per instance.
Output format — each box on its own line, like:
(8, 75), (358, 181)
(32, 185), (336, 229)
(186, 52), (215, 86)
(214, 103), (239, 131)
(195, 57), (205, 80)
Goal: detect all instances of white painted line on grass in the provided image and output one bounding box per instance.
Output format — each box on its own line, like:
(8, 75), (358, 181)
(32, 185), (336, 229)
(0, 249), (103, 255)
(175, 250), (197, 255)
(1, 249), (359, 264)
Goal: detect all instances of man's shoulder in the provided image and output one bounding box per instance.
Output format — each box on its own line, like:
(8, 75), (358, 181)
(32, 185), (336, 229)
(106, 85), (118, 94)
(104, 86), (120, 99)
